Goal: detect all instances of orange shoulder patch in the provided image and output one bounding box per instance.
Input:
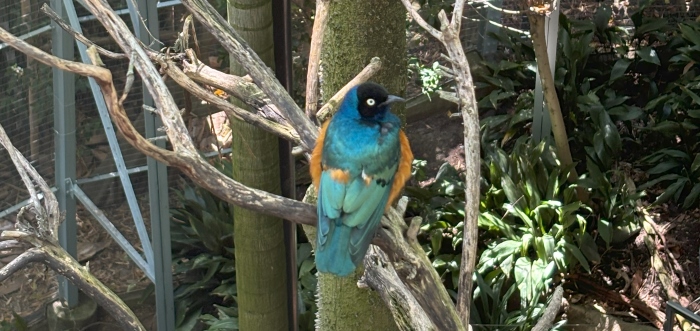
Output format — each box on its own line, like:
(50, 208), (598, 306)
(330, 169), (351, 184)
(310, 121), (330, 189)
(387, 130), (414, 209)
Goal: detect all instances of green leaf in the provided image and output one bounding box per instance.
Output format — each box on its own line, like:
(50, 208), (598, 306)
(608, 105), (644, 121)
(654, 177), (689, 204)
(682, 183), (700, 209)
(679, 86), (700, 105)
(564, 242), (591, 273)
(636, 18), (668, 36)
(691, 154), (700, 174)
(647, 121), (682, 135)
(598, 218), (613, 245)
(577, 232), (601, 263)
(647, 160), (681, 174)
(638, 173), (682, 190)
(610, 58), (631, 81)
(680, 23), (700, 46)
(637, 47), (660, 65)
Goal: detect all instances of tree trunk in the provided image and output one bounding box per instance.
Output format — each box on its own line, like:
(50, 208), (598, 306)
(228, 1), (289, 330)
(310, 0), (406, 330)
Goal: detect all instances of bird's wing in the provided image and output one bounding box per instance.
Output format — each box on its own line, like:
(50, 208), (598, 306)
(317, 163), (397, 266)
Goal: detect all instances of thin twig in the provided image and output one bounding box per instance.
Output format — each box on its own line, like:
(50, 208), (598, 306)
(400, 0), (442, 40)
(120, 55), (135, 104)
(40, 4), (128, 59)
(305, 0), (329, 118)
(315, 57), (382, 122)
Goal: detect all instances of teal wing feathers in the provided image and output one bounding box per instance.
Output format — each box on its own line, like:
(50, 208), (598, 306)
(315, 164), (396, 276)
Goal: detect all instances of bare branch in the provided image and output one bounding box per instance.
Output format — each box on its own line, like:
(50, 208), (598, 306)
(305, 0), (330, 118)
(179, 49), (290, 128)
(401, 0), (479, 328)
(362, 246), (438, 331)
(181, 0), (318, 150)
(40, 4), (128, 59)
(120, 55), (136, 104)
(400, 0), (442, 40)
(0, 235), (146, 331)
(451, 0), (466, 31)
(532, 285), (564, 331)
(0, 13), (318, 226)
(162, 58), (301, 145)
(315, 57), (382, 123)
(0, 114), (59, 240)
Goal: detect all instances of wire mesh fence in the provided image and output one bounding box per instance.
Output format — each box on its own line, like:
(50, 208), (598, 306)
(0, 0), (220, 321)
(1, 0), (698, 324)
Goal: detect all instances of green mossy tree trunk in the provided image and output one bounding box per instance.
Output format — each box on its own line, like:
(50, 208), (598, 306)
(228, 1), (288, 330)
(309, 1), (406, 330)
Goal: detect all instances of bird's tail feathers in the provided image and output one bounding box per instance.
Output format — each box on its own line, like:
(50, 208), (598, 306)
(316, 221), (357, 277)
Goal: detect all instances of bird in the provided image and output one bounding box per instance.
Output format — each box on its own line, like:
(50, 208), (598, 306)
(310, 82), (414, 277)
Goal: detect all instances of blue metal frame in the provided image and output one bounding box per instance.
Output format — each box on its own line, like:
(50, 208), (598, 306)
(51, 0), (79, 307)
(665, 301), (700, 330)
(130, 0), (176, 329)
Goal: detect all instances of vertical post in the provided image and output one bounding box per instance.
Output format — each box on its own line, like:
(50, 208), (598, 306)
(132, 1), (174, 331)
(52, 0), (79, 307)
(272, 0), (297, 329)
(532, 6), (560, 143)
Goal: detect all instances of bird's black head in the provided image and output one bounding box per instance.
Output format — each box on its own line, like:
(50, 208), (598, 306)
(355, 82), (404, 118)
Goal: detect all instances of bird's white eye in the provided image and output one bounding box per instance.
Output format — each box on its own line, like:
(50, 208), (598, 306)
(366, 98), (376, 106)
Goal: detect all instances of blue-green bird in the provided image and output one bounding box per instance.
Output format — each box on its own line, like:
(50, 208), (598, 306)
(310, 82), (414, 276)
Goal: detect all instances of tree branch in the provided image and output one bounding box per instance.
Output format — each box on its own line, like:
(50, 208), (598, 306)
(532, 285), (564, 331)
(40, 4), (127, 59)
(305, 0), (330, 118)
(161, 57), (301, 145)
(400, 0), (442, 40)
(181, 0), (318, 150)
(315, 57), (383, 123)
(0, 235), (146, 331)
(402, 0), (479, 328)
(362, 246), (438, 331)
(179, 50), (290, 127)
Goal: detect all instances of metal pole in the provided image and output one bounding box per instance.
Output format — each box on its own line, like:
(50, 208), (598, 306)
(272, 0), (298, 328)
(131, 1), (175, 330)
(52, 0), (79, 307)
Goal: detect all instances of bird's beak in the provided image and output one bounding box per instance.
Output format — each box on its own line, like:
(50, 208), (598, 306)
(380, 95), (405, 107)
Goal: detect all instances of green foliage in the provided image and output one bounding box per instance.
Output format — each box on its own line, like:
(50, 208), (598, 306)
(170, 183), (238, 331)
(633, 20), (700, 208)
(169, 159), (318, 331)
(0, 313), (27, 331)
(408, 58), (443, 97)
(296, 243), (319, 331)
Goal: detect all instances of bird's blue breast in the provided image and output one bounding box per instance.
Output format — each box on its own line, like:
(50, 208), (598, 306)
(322, 105), (402, 175)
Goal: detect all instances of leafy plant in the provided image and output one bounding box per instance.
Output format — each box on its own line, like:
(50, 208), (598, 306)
(0, 313), (27, 331)
(170, 183), (237, 331)
(408, 58), (443, 97)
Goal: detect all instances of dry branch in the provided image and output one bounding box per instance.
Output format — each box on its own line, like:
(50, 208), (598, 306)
(305, 0), (330, 118)
(401, 0), (480, 328)
(0, 113), (145, 330)
(181, 0), (318, 150)
(314, 57), (384, 123)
